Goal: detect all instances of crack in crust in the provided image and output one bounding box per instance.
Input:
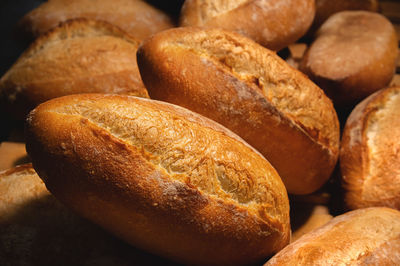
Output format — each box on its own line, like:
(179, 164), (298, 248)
(48, 95), (288, 225)
(164, 29), (338, 151)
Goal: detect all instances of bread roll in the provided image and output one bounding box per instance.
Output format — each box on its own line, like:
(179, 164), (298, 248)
(0, 19), (148, 121)
(340, 86), (400, 210)
(0, 164), (175, 265)
(25, 93), (290, 265)
(18, 0), (174, 40)
(308, 0), (379, 36)
(180, 0), (315, 51)
(137, 27), (340, 195)
(265, 207), (400, 265)
(300, 11), (398, 109)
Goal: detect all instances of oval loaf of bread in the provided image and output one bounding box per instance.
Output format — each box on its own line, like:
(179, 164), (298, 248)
(300, 11), (398, 108)
(0, 19), (148, 121)
(18, 0), (174, 40)
(180, 0), (315, 51)
(265, 207), (400, 265)
(137, 27), (340, 195)
(25, 94), (290, 265)
(0, 164), (173, 265)
(340, 86), (400, 210)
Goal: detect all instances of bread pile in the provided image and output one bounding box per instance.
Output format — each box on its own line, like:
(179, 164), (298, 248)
(1, 0), (399, 265)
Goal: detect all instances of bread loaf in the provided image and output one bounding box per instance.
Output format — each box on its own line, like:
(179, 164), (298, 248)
(307, 0), (379, 36)
(18, 0), (174, 40)
(265, 207), (400, 265)
(0, 164), (174, 265)
(25, 93), (290, 265)
(179, 0), (315, 51)
(340, 86), (400, 210)
(300, 11), (398, 109)
(0, 19), (148, 121)
(137, 27), (340, 195)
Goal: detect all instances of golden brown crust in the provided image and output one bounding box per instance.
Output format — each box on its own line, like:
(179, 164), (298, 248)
(0, 18), (148, 121)
(137, 27), (340, 195)
(18, 0), (174, 40)
(265, 207), (400, 265)
(25, 93), (290, 265)
(180, 0), (315, 51)
(340, 86), (400, 210)
(300, 11), (398, 108)
(0, 164), (176, 265)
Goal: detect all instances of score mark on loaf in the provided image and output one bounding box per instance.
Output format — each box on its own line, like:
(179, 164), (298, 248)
(17, 0), (174, 41)
(0, 19), (148, 121)
(137, 27), (340, 195)
(25, 93), (290, 265)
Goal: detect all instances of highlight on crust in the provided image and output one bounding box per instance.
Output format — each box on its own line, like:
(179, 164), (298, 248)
(25, 93), (290, 265)
(137, 26), (340, 195)
(340, 86), (400, 210)
(0, 18), (148, 121)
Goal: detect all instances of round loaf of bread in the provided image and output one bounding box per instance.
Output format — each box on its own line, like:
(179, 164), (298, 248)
(0, 164), (175, 265)
(179, 0), (315, 51)
(265, 207), (400, 265)
(307, 0), (379, 36)
(137, 27), (340, 195)
(300, 11), (398, 109)
(18, 0), (174, 40)
(25, 94), (290, 265)
(0, 19), (148, 121)
(340, 86), (400, 210)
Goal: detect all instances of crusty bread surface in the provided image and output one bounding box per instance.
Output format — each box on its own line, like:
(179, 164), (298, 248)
(300, 11), (398, 108)
(265, 207), (400, 265)
(340, 86), (400, 210)
(0, 18), (148, 121)
(180, 0), (315, 51)
(0, 164), (176, 265)
(18, 0), (174, 40)
(25, 93), (290, 265)
(137, 27), (340, 195)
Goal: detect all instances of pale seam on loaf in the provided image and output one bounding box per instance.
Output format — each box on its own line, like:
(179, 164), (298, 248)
(158, 31), (336, 151)
(15, 19), (140, 63)
(365, 88), (400, 201)
(195, 0), (249, 23)
(43, 98), (285, 225)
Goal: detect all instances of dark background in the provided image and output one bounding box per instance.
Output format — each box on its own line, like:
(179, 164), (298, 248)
(0, 0), (44, 77)
(0, 0), (185, 77)
(0, 0), (185, 142)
